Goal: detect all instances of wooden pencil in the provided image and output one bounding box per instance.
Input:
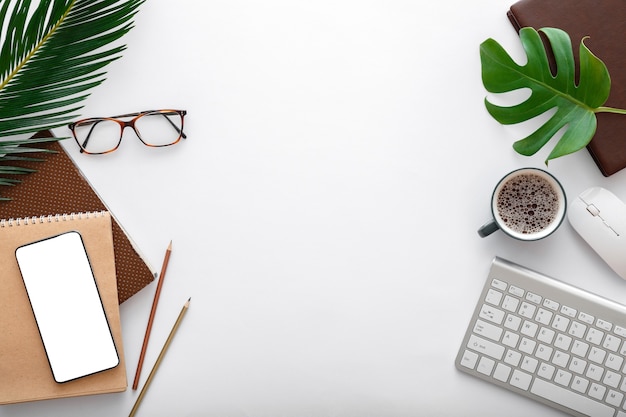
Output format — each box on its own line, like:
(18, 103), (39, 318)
(128, 298), (191, 417)
(132, 240), (173, 390)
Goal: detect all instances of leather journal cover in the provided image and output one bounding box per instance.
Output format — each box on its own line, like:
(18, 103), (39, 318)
(507, 0), (626, 176)
(0, 211), (126, 404)
(0, 130), (155, 303)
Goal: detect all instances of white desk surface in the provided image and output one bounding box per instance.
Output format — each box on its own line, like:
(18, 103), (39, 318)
(5, 1), (626, 416)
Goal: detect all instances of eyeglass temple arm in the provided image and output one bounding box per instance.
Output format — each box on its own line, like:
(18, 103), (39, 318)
(76, 120), (104, 153)
(161, 113), (187, 139)
(110, 110), (187, 139)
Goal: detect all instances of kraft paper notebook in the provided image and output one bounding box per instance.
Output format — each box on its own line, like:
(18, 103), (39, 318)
(507, 0), (626, 176)
(0, 211), (127, 404)
(0, 130), (155, 303)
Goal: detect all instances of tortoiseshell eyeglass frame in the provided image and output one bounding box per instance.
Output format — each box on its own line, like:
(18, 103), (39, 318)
(68, 109), (187, 154)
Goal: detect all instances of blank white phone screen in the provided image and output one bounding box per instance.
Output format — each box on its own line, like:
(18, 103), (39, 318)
(15, 231), (119, 383)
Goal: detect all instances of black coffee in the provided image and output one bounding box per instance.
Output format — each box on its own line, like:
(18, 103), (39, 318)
(496, 173), (560, 235)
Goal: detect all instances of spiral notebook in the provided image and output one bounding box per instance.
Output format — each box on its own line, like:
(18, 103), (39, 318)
(0, 130), (156, 303)
(0, 211), (127, 405)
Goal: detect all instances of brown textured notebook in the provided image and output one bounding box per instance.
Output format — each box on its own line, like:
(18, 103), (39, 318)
(508, 0), (626, 176)
(0, 211), (126, 404)
(0, 130), (155, 303)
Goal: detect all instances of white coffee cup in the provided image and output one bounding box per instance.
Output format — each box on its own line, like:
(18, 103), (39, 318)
(478, 168), (567, 241)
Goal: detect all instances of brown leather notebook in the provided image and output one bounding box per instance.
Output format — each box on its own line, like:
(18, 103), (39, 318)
(0, 212), (127, 404)
(0, 130), (155, 303)
(507, 0), (626, 176)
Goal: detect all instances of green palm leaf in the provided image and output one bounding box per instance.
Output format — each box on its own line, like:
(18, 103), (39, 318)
(480, 27), (626, 163)
(0, 0), (143, 199)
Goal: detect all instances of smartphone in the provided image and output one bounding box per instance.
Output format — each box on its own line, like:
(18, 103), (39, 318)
(15, 231), (119, 383)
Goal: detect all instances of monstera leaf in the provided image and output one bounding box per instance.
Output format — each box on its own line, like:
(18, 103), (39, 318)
(0, 0), (143, 199)
(480, 27), (626, 163)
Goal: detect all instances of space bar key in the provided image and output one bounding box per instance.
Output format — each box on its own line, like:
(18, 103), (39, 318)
(531, 378), (614, 417)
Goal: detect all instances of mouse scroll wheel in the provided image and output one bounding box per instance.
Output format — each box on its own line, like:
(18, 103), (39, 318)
(587, 204), (601, 216)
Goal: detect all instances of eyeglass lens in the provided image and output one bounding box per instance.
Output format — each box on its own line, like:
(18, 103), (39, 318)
(72, 111), (184, 154)
(135, 111), (184, 146)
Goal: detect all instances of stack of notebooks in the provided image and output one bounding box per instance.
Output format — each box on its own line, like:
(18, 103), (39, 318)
(0, 131), (156, 404)
(507, 0), (626, 176)
(0, 130), (155, 303)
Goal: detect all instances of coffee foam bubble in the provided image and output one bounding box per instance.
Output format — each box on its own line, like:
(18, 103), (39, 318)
(495, 173), (560, 235)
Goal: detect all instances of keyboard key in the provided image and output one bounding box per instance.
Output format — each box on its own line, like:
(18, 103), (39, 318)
(537, 327), (555, 344)
(603, 335), (621, 352)
(510, 369), (532, 390)
(603, 370), (621, 389)
(597, 319), (612, 331)
(491, 278), (507, 291)
(502, 295), (519, 312)
(572, 375), (590, 394)
(589, 383), (607, 401)
(536, 344), (553, 361)
(555, 369), (572, 386)
(477, 357), (495, 376)
(519, 302), (536, 319)
(543, 298), (559, 311)
(579, 312), (595, 325)
(572, 340), (589, 357)
(561, 305), (577, 318)
(538, 362), (555, 380)
(607, 390), (624, 407)
(586, 364), (604, 382)
(569, 358), (587, 374)
(467, 334), (504, 360)
(473, 319), (503, 342)
(552, 315), (570, 332)
(586, 328), (605, 345)
(526, 291), (542, 304)
(554, 333), (572, 350)
(606, 353), (623, 371)
(614, 325), (626, 338)
(459, 350), (478, 369)
(504, 314), (522, 331)
(521, 320), (538, 338)
(485, 289), (503, 306)
(509, 285), (524, 297)
(521, 356), (538, 373)
(519, 337), (536, 355)
(535, 308), (553, 325)
(502, 331), (520, 348)
(493, 363), (511, 382)
(478, 304), (505, 325)
(589, 347), (607, 364)
(504, 349), (522, 367)
(552, 350), (569, 368)
(531, 379), (614, 417)
(568, 321), (586, 338)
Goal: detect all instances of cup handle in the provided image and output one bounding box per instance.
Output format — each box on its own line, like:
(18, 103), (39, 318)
(478, 219), (499, 238)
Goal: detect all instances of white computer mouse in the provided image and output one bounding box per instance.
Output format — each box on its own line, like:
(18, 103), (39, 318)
(568, 187), (626, 280)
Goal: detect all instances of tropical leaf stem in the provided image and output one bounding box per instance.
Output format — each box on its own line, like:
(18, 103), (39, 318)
(596, 106), (626, 115)
(0, 0), (75, 92)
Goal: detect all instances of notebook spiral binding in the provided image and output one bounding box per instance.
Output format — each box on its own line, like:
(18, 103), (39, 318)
(0, 211), (107, 228)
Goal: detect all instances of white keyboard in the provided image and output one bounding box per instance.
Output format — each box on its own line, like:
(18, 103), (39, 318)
(456, 257), (626, 417)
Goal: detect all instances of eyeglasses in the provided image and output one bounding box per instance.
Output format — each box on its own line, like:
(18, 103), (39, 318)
(68, 109), (187, 154)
